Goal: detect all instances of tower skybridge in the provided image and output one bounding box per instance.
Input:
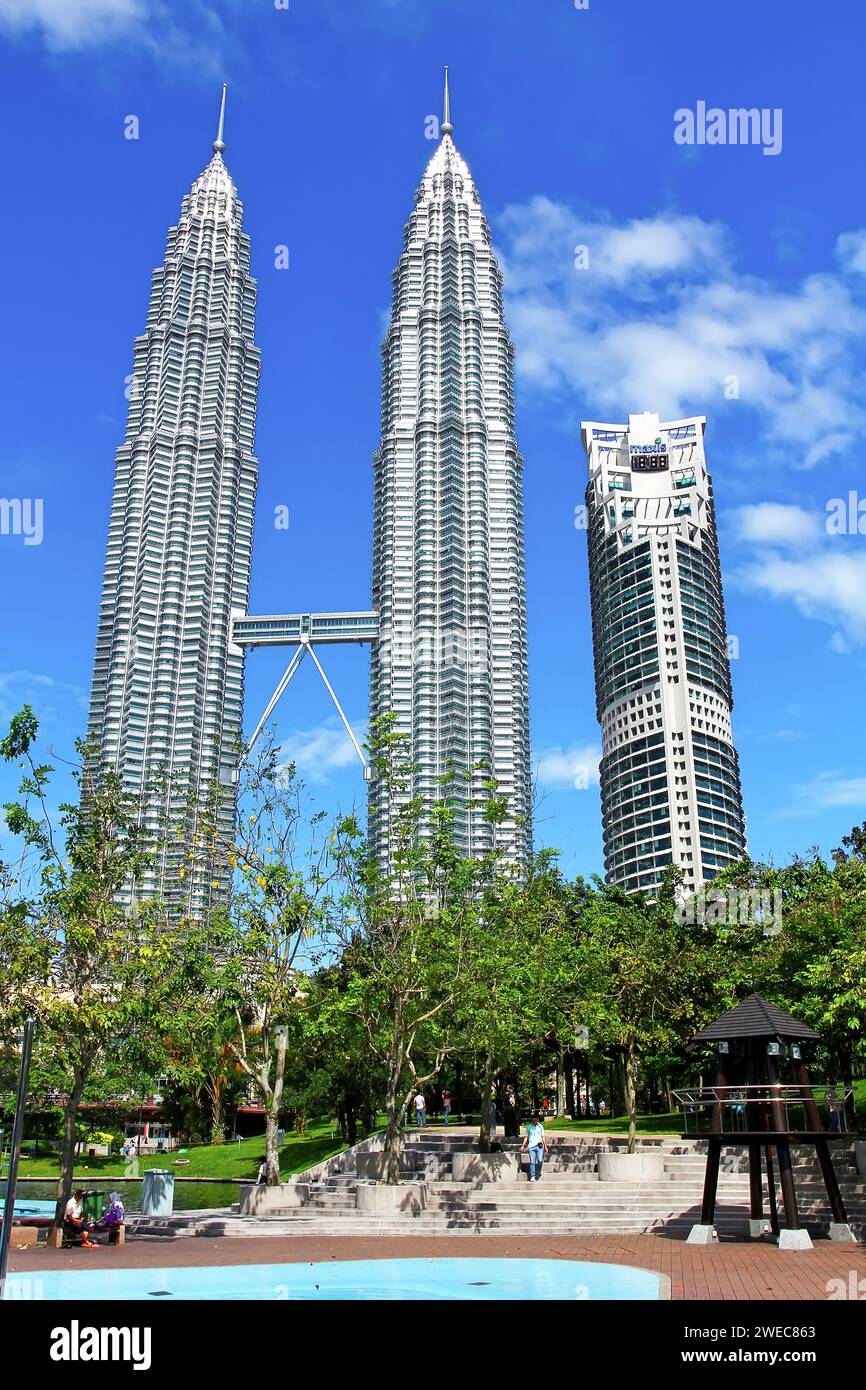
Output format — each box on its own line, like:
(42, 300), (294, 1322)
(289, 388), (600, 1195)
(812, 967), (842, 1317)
(234, 611), (379, 777)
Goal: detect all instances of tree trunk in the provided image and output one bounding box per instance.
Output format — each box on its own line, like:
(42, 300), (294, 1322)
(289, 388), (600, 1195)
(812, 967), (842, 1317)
(556, 1051), (566, 1117)
(842, 1039), (856, 1131)
(383, 1046), (405, 1186)
(208, 1082), (225, 1145)
(263, 1025), (288, 1185)
(503, 1076), (520, 1137)
(263, 1094), (283, 1185)
(565, 1053), (576, 1120)
(626, 1040), (638, 1155)
(478, 1056), (496, 1153)
(55, 1062), (89, 1225)
(384, 1107), (404, 1185)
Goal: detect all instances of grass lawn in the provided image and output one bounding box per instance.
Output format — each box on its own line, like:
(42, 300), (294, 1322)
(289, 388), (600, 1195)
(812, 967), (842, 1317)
(10, 1120), (351, 1184)
(547, 1111), (685, 1136)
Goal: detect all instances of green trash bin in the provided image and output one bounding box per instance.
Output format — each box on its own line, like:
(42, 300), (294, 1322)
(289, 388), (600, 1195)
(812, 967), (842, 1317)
(82, 1191), (103, 1225)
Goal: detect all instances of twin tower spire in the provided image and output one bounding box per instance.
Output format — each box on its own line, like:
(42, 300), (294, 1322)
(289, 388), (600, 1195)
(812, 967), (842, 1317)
(208, 68), (452, 157)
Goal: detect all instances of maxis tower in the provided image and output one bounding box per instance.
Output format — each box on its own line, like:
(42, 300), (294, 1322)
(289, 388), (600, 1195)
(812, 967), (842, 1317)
(582, 411), (746, 896)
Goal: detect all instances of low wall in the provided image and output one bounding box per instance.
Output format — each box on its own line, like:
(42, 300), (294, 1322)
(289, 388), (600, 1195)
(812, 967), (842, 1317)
(452, 1151), (520, 1183)
(238, 1183), (310, 1215)
(597, 1152), (665, 1183)
(356, 1182), (429, 1215)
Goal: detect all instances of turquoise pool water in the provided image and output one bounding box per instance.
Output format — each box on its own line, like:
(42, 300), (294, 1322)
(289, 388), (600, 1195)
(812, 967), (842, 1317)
(2, 1258), (663, 1301)
(9, 1199), (56, 1217)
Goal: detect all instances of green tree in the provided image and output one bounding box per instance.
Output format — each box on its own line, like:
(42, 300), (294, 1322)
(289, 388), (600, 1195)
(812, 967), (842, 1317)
(584, 871), (712, 1153)
(177, 738), (336, 1184)
(324, 718), (493, 1184)
(0, 707), (183, 1221)
(454, 855), (579, 1150)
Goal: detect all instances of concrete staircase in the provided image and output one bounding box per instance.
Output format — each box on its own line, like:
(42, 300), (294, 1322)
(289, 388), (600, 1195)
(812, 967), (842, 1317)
(130, 1132), (866, 1241)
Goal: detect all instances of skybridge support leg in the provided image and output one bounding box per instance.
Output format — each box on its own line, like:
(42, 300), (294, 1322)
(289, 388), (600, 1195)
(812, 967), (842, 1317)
(306, 642), (370, 780)
(242, 643), (307, 764)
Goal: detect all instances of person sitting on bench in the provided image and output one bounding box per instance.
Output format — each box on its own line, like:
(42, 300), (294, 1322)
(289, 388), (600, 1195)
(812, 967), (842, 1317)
(63, 1189), (97, 1248)
(98, 1191), (126, 1244)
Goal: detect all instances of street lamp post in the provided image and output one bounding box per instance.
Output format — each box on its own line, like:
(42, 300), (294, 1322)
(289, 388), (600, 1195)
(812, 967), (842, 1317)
(0, 1018), (36, 1296)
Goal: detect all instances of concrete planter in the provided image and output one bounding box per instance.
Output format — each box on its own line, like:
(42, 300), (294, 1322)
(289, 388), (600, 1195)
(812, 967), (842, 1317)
(239, 1182), (309, 1215)
(357, 1151), (410, 1181)
(356, 1182), (429, 1214)
(597, 1151), (665, 1183)
(855, 1141), (866, 1178)
(452, 1152), (520, 1183)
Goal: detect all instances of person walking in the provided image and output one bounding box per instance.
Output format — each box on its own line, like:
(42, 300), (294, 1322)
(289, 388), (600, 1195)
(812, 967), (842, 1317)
(520, 1111), (549, 1183)
(414, 1090), (427, 1129)
(442, 1089), (452, 1127)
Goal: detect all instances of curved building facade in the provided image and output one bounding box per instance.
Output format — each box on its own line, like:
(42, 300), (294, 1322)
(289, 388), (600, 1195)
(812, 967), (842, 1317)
(582, 412), (746, 895)
(87, 99), (260, 913)
(369, 80), (532, 867)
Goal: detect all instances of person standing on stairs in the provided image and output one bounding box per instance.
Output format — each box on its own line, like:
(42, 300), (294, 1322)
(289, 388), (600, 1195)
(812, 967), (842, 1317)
(521, 1112), (549, 1183)
(414, 1090), (427, 1128)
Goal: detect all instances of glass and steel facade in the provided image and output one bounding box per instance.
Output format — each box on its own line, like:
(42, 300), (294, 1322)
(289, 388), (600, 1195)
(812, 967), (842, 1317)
(582, 412), (746, 895)
(87, 136), (260, 913)
(369, 111), (532, 867)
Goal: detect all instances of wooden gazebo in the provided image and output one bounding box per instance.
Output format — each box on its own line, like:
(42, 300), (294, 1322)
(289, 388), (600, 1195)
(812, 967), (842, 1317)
(675, 994), (857, 1249)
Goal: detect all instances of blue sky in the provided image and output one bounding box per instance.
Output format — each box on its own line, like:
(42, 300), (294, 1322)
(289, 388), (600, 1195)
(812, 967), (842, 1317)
(1, 0), (864, 880)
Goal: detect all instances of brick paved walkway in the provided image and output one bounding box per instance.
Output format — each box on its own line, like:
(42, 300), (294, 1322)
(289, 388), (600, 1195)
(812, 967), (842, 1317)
(8, 1233), (866, 1299)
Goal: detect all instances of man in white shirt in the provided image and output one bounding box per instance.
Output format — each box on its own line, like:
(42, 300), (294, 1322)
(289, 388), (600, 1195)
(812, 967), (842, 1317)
(520, 1112), (549, 1182)
(414, 1091), (426, 1128)
(63, 1189), (97, 1247)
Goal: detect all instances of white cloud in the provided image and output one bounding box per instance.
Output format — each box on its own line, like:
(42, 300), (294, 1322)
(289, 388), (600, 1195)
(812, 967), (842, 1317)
(781, 771), (866, 817)
(277, 718), (365, 785)
(0, 669), (86, 727)
(496, 202), (866, 468)
(0, 0), (228, 71)
(535, 742), (601, 791)
(836, 230), (866, 276)
(731, 503), (821, 547)
(738, 550), (866, 644)
(728, 498), (866, 645)
(0, 0), (144, 47)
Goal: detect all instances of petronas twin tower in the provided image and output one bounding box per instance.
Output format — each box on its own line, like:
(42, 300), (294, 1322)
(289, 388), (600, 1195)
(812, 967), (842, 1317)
(88, 77), (532, 908)
(370, 72), (531, 866)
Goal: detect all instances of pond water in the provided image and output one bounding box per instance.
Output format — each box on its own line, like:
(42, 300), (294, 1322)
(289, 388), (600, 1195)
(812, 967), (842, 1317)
(12, 1181), (238, 1213)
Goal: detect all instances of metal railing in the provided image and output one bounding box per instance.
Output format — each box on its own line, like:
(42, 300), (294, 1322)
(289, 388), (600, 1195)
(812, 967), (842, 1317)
(672, 1083), (853, 1137)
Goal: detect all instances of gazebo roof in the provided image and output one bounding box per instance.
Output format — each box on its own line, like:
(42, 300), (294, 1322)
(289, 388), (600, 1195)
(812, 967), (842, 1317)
(693, 993), (821, 1043)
